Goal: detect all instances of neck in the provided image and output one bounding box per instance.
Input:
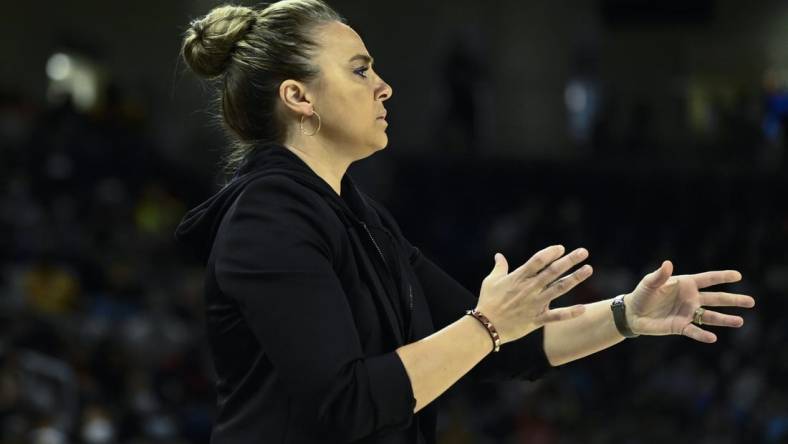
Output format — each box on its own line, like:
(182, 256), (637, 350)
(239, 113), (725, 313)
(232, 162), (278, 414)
(282, 136), (353, 196)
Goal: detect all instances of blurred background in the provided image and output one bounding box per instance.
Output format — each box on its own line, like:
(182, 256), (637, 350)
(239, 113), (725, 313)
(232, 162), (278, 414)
(1, 0), (787, 442)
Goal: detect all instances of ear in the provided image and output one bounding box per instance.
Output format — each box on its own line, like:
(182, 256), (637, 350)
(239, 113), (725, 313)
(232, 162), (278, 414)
(279, 79), (314, 116)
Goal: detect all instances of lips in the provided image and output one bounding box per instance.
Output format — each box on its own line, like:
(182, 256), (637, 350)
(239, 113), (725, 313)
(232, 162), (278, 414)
(377, 111), (387, 119)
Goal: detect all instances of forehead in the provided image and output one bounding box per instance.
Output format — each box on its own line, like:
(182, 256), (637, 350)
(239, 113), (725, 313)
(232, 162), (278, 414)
(314, 21), (370, 64)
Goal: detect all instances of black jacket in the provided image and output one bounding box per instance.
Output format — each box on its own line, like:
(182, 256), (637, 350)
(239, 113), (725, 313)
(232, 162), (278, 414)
(174, 142), (552, 443)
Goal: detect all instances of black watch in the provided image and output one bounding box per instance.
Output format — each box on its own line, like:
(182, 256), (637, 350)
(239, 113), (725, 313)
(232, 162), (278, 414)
(611, 294), (639, 338)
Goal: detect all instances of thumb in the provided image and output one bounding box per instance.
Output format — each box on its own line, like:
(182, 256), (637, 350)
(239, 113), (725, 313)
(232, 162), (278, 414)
(489, 252), (509, 278)
(642, 260), (673, 289)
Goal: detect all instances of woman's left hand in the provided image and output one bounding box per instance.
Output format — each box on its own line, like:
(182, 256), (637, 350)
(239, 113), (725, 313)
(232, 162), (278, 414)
(624, 260), (756, 343)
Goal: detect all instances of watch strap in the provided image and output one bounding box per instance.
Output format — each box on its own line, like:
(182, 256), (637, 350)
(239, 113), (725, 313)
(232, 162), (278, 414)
(611, 294), (639, 338)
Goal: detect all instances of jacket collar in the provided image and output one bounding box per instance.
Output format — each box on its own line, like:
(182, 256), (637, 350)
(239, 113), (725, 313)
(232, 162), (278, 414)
(174, 141), (385, 261)
(238, 142), (383, 228)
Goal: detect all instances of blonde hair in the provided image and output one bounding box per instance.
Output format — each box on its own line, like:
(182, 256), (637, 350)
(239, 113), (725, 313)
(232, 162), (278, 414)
(181, 1), (344, 171)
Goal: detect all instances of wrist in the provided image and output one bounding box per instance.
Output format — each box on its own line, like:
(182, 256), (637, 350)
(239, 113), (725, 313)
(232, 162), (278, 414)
(461, 315), (495, 355)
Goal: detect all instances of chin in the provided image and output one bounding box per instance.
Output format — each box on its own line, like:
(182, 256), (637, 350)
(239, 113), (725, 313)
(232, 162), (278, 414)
(376, 133), (389, 150)
(364, 135), (388, 155)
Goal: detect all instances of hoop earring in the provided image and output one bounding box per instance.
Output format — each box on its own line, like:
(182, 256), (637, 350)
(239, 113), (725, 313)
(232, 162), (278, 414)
(300, 111), (321, 136)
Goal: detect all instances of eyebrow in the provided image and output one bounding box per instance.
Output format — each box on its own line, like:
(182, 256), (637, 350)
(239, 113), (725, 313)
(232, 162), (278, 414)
(348, 54), (374, 66)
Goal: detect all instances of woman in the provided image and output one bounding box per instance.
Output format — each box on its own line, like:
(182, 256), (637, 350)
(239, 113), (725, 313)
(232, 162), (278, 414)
(174, 1), (755, 442)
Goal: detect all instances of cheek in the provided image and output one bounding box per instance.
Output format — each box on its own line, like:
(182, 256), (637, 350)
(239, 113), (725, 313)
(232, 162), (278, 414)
(325, 91), (371, 128)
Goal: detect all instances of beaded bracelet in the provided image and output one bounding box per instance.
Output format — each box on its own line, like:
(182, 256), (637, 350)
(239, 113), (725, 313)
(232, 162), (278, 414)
(465, 309), (501, 353)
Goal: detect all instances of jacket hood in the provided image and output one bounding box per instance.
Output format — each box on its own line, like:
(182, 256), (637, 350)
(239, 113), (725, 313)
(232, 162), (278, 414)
(174, 142), (377, 262)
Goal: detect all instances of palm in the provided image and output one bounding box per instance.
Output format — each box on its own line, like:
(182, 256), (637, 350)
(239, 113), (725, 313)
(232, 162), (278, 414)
(625, 261), (754, 343)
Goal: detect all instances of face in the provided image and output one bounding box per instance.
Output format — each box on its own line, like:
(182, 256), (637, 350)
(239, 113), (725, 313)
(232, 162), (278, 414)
(307, 21), (393, 158)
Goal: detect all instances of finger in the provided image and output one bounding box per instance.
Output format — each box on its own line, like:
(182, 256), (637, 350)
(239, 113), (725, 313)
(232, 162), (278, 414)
(487, 252), (509, 279)
(699, 309), (744, 328)
(534, 247), (589, 287)
(641, 260), (673, 290)
(680, 323), (717, 343)
(538, 304), (586, 324)
(540, 264), (593, 302)
(690, 270), (742, 289)
(699, 291), (755, 308)
(509, 245), (565, 280)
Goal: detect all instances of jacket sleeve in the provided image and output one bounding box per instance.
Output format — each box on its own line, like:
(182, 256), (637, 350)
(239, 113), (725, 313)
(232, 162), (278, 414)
(212, 177), (415, 440)
(369, 200), (553, 383)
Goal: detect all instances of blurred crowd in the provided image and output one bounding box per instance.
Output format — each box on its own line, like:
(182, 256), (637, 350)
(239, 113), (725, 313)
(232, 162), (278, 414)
(0, 75), (786, 444)
(0, 92), (214, 444)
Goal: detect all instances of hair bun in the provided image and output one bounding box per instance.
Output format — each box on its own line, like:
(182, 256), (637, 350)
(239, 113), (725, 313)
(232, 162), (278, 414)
(182, 5), (257, 78)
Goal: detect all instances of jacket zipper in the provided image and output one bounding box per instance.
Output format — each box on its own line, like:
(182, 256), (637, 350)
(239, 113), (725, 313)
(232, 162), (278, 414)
(362, 222), (414, 322)
(360, 222), (387, 267)
(361, 222), (413, 335)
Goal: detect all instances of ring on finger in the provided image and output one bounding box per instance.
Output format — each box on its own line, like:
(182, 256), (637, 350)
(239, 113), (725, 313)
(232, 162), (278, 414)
(693, 307), (706, 326)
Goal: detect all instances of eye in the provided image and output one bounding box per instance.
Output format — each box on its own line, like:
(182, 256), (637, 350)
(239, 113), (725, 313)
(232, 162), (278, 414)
(354, 66), (370, 78)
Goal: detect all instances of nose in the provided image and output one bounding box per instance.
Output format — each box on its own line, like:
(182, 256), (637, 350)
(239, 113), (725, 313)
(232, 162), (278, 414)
(376, 77), (393, 102)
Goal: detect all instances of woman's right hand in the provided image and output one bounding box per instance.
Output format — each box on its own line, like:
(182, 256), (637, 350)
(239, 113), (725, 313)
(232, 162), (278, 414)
(476, 245), (592, 344)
